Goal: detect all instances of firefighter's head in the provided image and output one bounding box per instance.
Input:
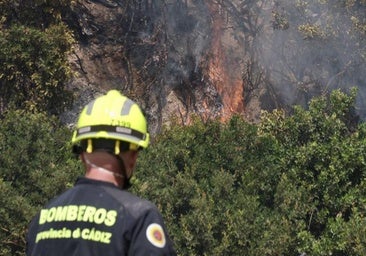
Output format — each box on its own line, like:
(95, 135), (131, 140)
(72, 89), (149, 151)
(72, 90), (149, 187)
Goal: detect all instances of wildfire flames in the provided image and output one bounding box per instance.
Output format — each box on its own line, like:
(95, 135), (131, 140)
(206, 1), (244, 121)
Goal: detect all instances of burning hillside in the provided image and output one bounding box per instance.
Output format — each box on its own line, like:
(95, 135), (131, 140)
(63, 0), (366, 133)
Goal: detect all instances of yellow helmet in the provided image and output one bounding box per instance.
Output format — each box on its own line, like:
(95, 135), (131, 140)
(72, 90), (149, 153)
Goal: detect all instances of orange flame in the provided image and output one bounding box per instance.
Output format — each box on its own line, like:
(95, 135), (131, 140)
(206, 1), (244, 121)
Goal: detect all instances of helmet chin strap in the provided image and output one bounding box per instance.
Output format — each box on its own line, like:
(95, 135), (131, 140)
(113, 154), (132, 189)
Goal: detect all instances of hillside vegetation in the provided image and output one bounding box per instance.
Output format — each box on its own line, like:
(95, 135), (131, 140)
(133, 89), (366, 255)
(1, 89), (366, 255)
(1, 0), (366, 255)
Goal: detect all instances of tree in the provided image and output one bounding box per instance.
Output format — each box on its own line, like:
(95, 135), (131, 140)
(133, 115), (284, 255)
(134, 89), (366, 255)
(257, 88), (366, 255)
(0, 0), (76, 115)
(0, 109), (81, 255)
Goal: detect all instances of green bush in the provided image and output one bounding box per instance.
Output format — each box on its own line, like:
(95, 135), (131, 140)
(0, 23), (74, 115)
(134, 89), (366, 255)
(2, 89), (365, 255)
(0, 109), (81, 255)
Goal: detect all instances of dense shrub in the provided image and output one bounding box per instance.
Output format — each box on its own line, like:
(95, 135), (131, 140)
(0, 0), (75, 115)
(0, 109), (81, 255)
(0, 23), (74, 115)
(2, 89), (366, 255)
(134, 89), (366, 255)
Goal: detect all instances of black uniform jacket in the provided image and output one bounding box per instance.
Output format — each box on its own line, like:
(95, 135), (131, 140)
(26, 177), (177, 256)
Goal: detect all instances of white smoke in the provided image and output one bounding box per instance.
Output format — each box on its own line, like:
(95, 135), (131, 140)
(254, 0), (366, 117)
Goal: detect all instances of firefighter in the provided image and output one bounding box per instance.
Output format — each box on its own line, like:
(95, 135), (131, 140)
(26, 90), (177, 255)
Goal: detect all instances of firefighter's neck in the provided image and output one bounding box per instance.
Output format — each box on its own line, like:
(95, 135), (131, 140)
(82, 152), (125, 188)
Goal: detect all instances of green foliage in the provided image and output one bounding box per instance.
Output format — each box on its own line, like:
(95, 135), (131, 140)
(1, 87), (364, 255)
(0, 4), (78, 253)
(134, 89), (366, 255)
(134, 115), (282, 255)
(0, 0), (76, 27)
(0, 109), (81, 255)
(0, 23), (74, 115)
(0, 0), (76, 115)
